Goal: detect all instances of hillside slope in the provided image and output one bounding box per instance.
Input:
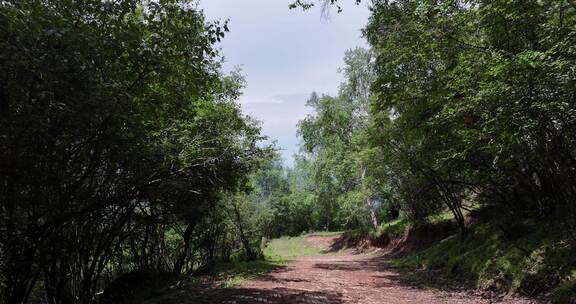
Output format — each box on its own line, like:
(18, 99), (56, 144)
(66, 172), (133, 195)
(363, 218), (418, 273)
(377, 210), (576, 303)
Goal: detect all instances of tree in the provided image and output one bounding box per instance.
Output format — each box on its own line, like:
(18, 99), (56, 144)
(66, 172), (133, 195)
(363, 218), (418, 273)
(0, 1), (266, 303)
(296, 48), (391, 232)
(365, 0), (576, 232)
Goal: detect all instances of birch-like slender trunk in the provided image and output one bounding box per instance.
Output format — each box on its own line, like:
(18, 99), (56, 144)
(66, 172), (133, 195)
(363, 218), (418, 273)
(361, 166), (379, 230)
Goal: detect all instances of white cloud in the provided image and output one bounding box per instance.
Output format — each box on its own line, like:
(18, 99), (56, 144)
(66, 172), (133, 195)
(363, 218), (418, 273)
(240, 96), (284, 105)
(201, 0), (369, 166)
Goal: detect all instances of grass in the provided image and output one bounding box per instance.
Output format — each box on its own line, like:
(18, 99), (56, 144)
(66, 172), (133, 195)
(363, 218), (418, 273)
(372, 210), (459, 239)
(307, 231), (345, 237)
(145, 232), (336, 303)
(214, 232), (339, 287)
(147, 211), (576, 303)
(263, 234), (327, 260)
(199, 235), (324, 288)
(374, 218), (409, 238)
(203, 233), (338, 288)
(387, 211), (576, 303)
(208, 259), (284, 288)
(190, 234), (329, 289)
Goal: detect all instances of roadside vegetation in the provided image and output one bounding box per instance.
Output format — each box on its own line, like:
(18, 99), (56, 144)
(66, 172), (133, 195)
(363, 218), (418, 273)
(388, 211), (576, 303)
(264, 236), (325, 259)
(143, 233), (330, 303)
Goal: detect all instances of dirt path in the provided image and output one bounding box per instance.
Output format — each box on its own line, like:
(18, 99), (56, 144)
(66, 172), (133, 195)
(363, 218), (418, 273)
(194, 253), (536, 304)
(170, 235), (538, 304)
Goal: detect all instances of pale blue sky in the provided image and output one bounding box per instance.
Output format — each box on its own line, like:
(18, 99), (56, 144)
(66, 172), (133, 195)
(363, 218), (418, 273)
(201, 0), (370, 166)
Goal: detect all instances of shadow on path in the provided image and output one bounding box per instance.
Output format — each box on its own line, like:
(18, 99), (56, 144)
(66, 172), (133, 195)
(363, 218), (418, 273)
(313, 254), (467, 292)
(157, 252), (537, 304)
(191, 287), (345, 304)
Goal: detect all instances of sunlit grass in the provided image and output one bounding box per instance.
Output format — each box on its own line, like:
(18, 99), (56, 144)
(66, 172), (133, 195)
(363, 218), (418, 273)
(264, 235), (324, 260)
(146, 233), (340, 303)
(387, 214), (576, 303)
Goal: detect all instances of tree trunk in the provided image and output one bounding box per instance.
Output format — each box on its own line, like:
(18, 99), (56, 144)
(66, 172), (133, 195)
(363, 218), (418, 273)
(174, 223), (194, 274)
(366, 197), (379, 230)
(232, 203), (256, 261)
(361, 166), (379, 230)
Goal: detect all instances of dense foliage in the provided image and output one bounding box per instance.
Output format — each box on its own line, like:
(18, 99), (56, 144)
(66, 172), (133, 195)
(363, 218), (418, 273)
(365, 0), (576, 231)
(277, 0), (576, 237)
(0, 1), (267, 303)
(296, 48), (392, 232)
(235, 48), (399, 237)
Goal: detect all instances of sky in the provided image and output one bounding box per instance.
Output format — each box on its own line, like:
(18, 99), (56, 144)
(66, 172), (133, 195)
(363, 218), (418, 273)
(200, 0), (370, 167)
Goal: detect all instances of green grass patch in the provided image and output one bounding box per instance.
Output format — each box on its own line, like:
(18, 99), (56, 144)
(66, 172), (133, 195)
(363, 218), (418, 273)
(208, 259), (284, 288)
(374, 218), (409, 238)
(388, 213), (576, 303)
(146, 232), (346, 303)
(428, 210), (457, 224)
(263, 235), (324, 260)
(373, 210), (459, 239)
(340, 229), (363, 240)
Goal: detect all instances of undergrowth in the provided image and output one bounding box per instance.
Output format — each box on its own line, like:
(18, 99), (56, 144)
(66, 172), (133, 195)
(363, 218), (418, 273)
(145, 232), (333, 303)
(374, 218), (409, 238)
(387, 211), (576, 303)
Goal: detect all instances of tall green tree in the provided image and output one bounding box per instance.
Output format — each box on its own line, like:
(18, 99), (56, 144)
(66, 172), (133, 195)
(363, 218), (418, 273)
(0, 1), (265, 303)
(365, 0), (576, 231)
(297, 48), (393, 232)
